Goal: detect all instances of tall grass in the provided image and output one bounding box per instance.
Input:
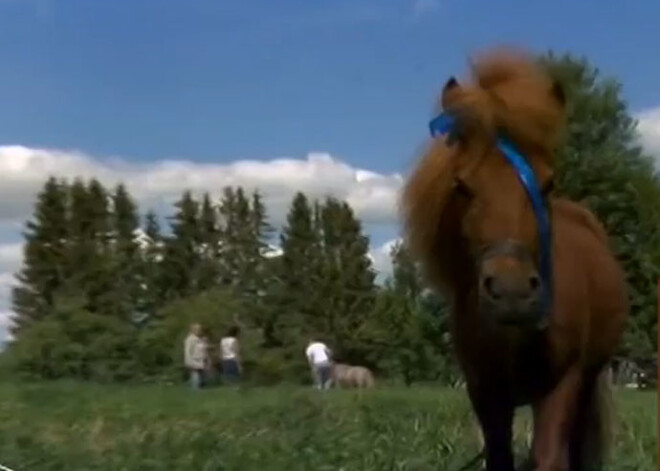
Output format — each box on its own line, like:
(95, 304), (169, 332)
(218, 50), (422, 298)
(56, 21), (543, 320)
(0, 382), (655, 470)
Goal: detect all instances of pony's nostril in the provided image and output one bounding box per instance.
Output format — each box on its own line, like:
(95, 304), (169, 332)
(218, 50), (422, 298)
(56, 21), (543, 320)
(529, 275), (541, 293)
(483, 276), (500, 300)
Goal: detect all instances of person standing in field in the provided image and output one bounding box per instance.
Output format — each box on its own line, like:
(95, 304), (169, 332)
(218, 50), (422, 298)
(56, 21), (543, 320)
(305, 338), (333, 390)
(184, 323), (207, 390)
(220, 325), (241, 385)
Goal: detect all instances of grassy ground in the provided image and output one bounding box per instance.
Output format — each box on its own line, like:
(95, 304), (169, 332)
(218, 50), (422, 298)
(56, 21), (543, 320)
(0, 382), (656, 470)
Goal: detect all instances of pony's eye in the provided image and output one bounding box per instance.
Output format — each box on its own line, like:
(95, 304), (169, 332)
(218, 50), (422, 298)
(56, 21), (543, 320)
(541, 179), (554, 195)
(446, 129), (463, 147)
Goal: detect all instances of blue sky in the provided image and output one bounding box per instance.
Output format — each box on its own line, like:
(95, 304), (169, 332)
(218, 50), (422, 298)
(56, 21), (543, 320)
(0, 0), (660, 341)
(1, 0), (659, 169)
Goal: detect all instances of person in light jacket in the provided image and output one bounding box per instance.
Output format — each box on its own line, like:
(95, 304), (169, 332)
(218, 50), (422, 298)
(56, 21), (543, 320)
(184, 323), (207, 389)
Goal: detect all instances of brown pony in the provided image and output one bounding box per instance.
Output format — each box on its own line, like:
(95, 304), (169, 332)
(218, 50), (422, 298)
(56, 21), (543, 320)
(401, 47), (628, 471)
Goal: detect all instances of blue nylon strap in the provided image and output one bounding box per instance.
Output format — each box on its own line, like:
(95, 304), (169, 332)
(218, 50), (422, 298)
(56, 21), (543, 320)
(429, 112), (553, 319)
(429, 113), (456, 138)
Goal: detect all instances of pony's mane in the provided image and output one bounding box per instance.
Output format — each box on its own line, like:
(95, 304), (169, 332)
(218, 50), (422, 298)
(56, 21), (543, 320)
(401, 135), (457, 288)
(401, 47), (565, 287)
(443, 47), (565, 160)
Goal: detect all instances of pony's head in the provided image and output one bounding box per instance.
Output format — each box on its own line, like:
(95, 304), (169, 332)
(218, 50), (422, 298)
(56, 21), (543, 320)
(402, 47), (566, 327)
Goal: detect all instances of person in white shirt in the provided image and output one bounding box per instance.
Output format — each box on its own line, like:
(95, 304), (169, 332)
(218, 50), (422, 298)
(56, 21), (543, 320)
(220, 325), (241, 384)
(184, 323), (207, 390)
(305, 338), (333, 390)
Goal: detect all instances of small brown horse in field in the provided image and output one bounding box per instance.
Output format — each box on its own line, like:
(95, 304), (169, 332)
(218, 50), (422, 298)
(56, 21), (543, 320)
(402, 47), (628, 471)
(331, 363), (375, 389)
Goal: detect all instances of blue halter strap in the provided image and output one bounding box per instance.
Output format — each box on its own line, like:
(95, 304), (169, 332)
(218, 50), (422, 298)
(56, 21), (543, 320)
(429, 112), (554, 320)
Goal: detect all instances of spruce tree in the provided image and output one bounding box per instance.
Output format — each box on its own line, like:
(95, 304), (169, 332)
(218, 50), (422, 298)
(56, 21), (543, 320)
(317, 198), (376, 363)
(12, 177), (70, 335)
(144, 210), (162, 242)
(217, 187), (238, 287)
(107, 183), (141, 321)
(87, 178), (111, 248)
(160, 191), (201, 299)
(243, 190), (275, 329)
(64, 178), (97, 303)
(197, 192), (220, 291)
(239, 190), (272, 298)
(141, 210), (164, 319)
(66, 178), (117, 315)
(112, 184), (139, 258)
(232, 187), (254, 293)
(250, 190), (274, 265)
(274, 192), (323, 345)
(217, 186), (269, 297)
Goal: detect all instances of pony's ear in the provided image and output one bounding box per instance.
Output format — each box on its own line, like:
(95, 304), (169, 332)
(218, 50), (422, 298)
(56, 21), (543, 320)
(550, 79), (566, 108)
(444, 76), (459, 92)
(441, 76), (461, 110)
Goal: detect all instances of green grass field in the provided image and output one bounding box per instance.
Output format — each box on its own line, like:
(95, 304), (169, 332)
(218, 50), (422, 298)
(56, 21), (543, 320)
(0, 382), (656, 470)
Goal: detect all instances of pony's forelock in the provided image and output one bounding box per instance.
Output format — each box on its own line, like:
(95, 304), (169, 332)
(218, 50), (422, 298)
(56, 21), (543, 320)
(446, 47), (565, 161)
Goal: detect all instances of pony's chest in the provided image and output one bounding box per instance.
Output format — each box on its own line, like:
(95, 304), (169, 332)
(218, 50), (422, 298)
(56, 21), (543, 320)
(458, 328), (555, 403)
(509, 342), (555, 405)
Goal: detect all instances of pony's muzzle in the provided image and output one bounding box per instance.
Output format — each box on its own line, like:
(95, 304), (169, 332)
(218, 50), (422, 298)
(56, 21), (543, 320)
(477, 240), (543, 325)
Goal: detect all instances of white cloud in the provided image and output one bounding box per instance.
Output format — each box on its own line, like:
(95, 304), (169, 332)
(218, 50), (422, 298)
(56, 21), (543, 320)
(0, 274), (18, 348)
(0, 145), (406, 346)
(0, 244), (22, 343)
(636, 106), (660, 169)
(0, 309), (14, 348)
(0, 272), (18, 302)
(0, 243), (22, 270)
(368, 238), (401, 279)
(0, 146), (403, 228)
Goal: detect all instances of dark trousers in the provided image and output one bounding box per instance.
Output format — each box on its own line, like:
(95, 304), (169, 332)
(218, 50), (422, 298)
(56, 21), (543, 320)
(313, 362), (332, 390)
(222, 359), (240, 384)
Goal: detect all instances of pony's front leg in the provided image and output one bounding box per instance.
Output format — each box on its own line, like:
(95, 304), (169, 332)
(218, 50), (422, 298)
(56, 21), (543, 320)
(468, 387), (516, 471)
(530, 366), (582, 471)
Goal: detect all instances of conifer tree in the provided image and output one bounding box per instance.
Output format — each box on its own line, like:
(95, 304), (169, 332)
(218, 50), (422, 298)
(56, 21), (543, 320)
(112, 184), (139, 258)
(317, 198), (376, 362)
(231, 187), (254, 293)
(217, 186), (238, 287)
(64, 178), (102, 310)
(106, 183), (141, 321)
(217, 187), (271, 297)
(87, 178), (111, 248)
(240, 190), (273, 298)
(197, 192), (220, 291)
(242, 190), (275, 329)
(160, 191), (201, 299)
(274, 192), (323, 345)
(140, 210), (164, 319)
(12, 177), (70, 335)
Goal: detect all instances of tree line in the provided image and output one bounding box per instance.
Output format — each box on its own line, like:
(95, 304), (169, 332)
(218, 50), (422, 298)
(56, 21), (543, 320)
(1, 52), (659, 385)
(4, 176), (452, 384)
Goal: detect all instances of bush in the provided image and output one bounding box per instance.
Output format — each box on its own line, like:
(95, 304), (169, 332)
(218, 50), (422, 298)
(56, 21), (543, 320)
(10, 300), (138, 382)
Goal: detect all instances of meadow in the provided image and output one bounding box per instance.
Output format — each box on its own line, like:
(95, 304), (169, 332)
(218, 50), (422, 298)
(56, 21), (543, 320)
(0, 382), (656, 470)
